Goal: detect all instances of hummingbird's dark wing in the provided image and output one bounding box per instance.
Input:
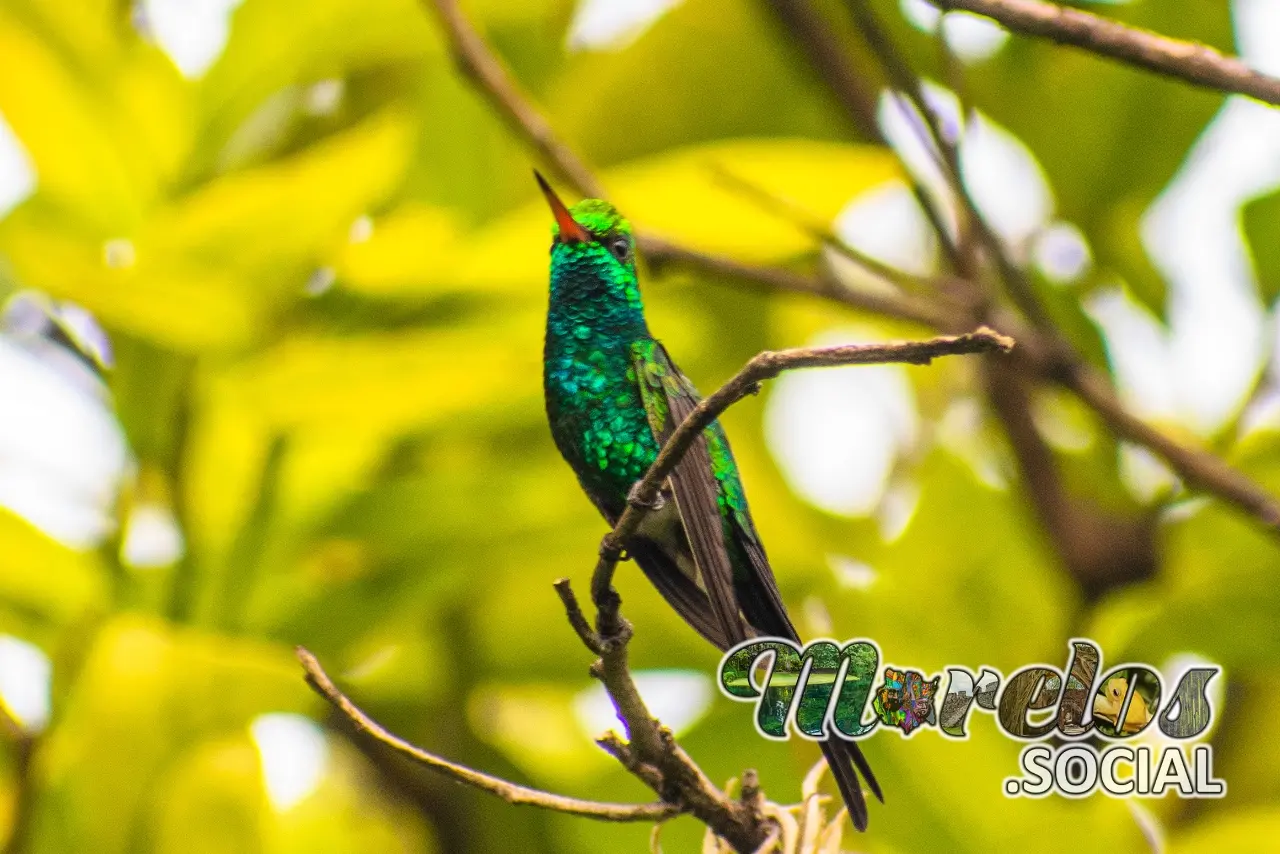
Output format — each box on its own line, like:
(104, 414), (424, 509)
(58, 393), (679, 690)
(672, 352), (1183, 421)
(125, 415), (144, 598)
(625, 541), (732, 649)
(709, 424), (884, 823)
(713, 424), (884, 819)
(632, 340), (747, 650)
(631, 340), (881, 831)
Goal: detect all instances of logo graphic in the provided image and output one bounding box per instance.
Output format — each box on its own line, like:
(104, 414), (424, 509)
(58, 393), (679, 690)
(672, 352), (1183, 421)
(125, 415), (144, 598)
(717, 638), (1225, 799)
(872, 668), (938, 735)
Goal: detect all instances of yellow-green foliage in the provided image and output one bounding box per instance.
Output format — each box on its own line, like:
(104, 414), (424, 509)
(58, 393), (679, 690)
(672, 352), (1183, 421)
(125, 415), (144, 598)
(0, 1), (1276, 852)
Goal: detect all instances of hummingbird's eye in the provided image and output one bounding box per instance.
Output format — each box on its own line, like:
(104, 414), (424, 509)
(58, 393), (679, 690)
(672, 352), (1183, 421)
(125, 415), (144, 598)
(610, 237), (631, 263)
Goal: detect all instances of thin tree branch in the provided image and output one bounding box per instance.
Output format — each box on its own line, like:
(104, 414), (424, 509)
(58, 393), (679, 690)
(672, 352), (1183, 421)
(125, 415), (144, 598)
(1060, 361), (1280, 527)
(422, 0), (1280, 541)
(853, 1), (1280, 540)
(590, 328), (1016, 624)
(997, 310), (1280, 530)
(764, 0), (966, 272)
(764, 0), (884, 139)
(425, 0), (604, 197)
(844, 0), (978, 268)
(931, 0), (1280, 107)
(425, 0), (946, 335)
(553, 581), (770, 852)
(638, 235), (947, 329)
(706, 164), (976, 308)
(849, 0), (1042, 321)
(843, 0), (1165, 592)
(295, 647), (682, 823)
(983, 358), (1156, 597)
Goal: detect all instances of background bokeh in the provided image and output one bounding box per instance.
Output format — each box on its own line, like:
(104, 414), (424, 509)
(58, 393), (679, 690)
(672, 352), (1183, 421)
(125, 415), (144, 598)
(1, 0), (1279, 851)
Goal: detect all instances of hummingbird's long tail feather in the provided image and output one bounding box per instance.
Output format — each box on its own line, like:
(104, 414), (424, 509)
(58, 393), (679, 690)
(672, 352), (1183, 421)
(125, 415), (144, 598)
(632, 535), (883, 823)
(732, 533), (884, 822)
(836, 736), (883, 803)
(821, 739), (870, 831)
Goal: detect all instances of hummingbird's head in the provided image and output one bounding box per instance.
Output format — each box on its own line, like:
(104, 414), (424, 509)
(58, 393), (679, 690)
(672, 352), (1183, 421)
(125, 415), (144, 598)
(536, 172), (644, 322)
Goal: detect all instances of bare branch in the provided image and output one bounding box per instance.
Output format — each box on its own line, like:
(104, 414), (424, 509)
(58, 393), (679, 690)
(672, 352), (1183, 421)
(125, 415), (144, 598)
(1060, 361), (1280, 528)
(706, 165), (975, 307)
(425, 0), (604, 197)
(637, 235), (947, 329)
(295, 647), (681, 823)
(764, 0), (966, 272)
(931, 0), (1280, 106)
(553, 581), (770, 852)
(554, 576), (604, 654)
(424, 0), (944, 335)
(983, 358), (1156, 596)
(847, 0), (1048, 324)
(844, 0), (1163, 591)
(422, 0), (1280, 553)
(997, 310), (1280, 531)
(764, 0), (884, 139)
(591, 328), (1015, 620)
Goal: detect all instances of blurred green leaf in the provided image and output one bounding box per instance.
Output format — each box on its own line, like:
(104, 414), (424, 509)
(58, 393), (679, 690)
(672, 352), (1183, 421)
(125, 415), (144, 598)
(0, 12), (145, 230)
(0, 209), (265, 350)
(195, 0), (434, 167)
(149, 109), (413, 282)
(552, 0), (855, 167)
(150, 737), (265, 854)
(28, 617), (311, 854)
(1242, 187), (1280, 306)
(0, 509), (107, 625)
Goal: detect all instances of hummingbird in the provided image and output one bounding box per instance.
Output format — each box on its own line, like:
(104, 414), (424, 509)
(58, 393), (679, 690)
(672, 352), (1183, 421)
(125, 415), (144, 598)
(536, 172), (881, 831)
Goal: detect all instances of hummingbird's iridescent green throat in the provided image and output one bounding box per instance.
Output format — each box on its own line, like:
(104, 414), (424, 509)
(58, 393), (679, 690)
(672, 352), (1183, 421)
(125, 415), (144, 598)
(539, 172), (656, 507)
(536, 171), (881, 831)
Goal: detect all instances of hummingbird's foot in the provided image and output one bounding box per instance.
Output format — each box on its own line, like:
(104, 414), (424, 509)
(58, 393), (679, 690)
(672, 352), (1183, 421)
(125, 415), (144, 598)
(626, 481), (666, 511)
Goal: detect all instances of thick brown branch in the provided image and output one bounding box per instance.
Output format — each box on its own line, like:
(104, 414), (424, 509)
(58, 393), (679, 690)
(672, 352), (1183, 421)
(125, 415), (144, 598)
(296, 647), (680, 823)
(932, 0), (1280, 106)
(591, 329), (1015, 621)
(553, 582), (768, 852)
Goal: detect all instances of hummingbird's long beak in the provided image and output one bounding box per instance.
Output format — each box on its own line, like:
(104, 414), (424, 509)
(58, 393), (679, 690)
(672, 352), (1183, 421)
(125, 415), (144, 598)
(535, 170), (592, 244)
